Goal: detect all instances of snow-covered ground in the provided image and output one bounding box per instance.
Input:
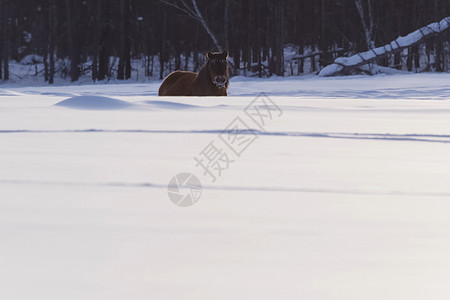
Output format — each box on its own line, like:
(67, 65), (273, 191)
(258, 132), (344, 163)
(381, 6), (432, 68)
(1, 73), (450, 299)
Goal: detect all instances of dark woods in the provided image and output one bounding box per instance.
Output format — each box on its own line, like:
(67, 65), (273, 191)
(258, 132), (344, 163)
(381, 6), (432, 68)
(1, 0), (450, 83)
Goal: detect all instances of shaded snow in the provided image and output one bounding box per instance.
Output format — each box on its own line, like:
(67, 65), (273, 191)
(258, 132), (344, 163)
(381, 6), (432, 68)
(143, 100), (200, 109)
(55, 95), (135, 110)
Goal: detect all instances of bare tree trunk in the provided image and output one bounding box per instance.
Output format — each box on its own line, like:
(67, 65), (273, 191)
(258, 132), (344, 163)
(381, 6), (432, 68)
(175, 51), (181, 70)
(117, 0), (126, 80)
(354, 0), (375, 49)
(65, 0), (79, 81)
(48, 0), (55, 84)
(406, 48), (413, 71)
(393, 52), (401, 70)
(98, 0), (109, 81)
(43, 54), (49, 81)
(159, 9), (167, 79)
(0, 41), (2, 79)
(274, 0), (284, 76)
(298, 44), (304, 74)
(193, 23), (199, 72)
(184, 51), (189, 70)
(117, 0), (132, 80)
(42, 2), (49, 81)
(258, 48), (262, 78)
(150, 55), (154, 77)
(98, 47), (109, 80)
(3, 28), (9, 80)
(412, 45), (420, 71)
(234, 49), (240, 74)
(435, 40), (443, 72)
(125, 45), (131, 79)
(1, 0), (9, 80)
(91, 0), (102, 82)
(319, 0), (332, 67)
(224, 0), (230, 51)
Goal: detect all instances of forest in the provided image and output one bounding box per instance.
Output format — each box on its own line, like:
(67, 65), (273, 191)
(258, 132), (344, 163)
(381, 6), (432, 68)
(0, 0), (449, 83)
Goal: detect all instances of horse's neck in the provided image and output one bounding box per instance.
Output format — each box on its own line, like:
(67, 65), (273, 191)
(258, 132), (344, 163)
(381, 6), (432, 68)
(193, 66), (214, 94)
(196, 66), (211, 86)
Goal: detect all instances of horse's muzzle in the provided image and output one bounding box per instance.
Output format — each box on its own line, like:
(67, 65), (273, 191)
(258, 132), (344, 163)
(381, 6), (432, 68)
(213, 76), (227, 88)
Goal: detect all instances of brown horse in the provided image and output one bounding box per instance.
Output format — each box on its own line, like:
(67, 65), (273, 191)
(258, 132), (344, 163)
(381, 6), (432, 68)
(159, 51), (229, 96)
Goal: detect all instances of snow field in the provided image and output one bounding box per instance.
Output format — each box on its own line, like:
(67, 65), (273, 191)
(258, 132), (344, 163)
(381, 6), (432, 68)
(1, 73), (450, 299)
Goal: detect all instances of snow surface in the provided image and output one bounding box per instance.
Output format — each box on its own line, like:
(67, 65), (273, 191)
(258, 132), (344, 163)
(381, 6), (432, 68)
(1, 73), (450, 299)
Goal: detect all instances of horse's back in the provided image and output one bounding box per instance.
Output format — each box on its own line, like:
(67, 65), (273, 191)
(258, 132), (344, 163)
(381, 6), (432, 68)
(159, 71), (197, 96)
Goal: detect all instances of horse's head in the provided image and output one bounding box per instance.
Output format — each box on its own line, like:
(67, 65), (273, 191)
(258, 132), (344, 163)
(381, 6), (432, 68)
(206, 51), (229, 89)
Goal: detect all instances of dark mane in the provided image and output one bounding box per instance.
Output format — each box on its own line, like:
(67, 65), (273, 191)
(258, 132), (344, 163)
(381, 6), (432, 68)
(158, 51), (229, 96)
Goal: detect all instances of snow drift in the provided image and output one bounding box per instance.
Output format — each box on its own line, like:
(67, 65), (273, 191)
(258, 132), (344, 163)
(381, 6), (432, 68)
(55, 95), (134, 110)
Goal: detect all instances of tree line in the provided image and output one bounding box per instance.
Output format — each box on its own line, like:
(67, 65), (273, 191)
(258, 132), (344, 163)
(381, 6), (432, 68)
(0, 0), (449, 83)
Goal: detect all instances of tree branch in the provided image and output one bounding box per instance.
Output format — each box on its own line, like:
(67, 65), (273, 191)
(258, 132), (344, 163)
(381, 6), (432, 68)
(160, 0), (222, 50)
(159, 0), (198, 20)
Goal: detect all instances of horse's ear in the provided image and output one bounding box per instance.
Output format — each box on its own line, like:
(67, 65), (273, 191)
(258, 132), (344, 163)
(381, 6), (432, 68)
(222, 50), (229, 59)
(206, 51), (213, 59)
